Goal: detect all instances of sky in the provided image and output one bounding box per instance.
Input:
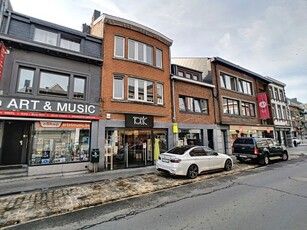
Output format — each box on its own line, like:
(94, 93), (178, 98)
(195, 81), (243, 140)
(10, 0), (307, 103)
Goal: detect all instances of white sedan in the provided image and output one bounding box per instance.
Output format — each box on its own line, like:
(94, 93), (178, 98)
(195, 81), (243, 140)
(156, 145), (233, 179)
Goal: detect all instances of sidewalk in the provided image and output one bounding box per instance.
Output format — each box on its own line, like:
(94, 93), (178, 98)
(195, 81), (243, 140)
(0, 166), (157, 196)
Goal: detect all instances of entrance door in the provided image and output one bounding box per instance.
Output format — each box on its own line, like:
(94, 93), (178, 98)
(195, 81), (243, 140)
(1, 121), (32, 165)
(125, 129), (152, 167)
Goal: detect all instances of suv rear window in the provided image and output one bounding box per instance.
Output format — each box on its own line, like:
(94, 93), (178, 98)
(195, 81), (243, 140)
(234, 138), (254, 145)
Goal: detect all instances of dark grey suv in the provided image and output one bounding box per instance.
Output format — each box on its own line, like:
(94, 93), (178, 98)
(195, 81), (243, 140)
(232, 137), (288, 165)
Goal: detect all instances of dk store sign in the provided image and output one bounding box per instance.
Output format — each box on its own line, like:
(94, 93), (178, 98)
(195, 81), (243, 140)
(125, 114), (154, 128)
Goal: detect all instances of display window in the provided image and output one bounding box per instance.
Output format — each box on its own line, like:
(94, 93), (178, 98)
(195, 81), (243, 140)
(30, 121), (90, 165)
(105, 128), (167, 170)
(178, 129), (203, 146)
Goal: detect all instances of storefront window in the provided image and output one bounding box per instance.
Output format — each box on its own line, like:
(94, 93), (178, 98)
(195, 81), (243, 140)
(178, 129), (203, 146)
(105, 128), (168, 170)
(30, 122), (90, 165)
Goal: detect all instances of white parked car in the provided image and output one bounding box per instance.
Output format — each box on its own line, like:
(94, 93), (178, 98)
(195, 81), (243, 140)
(156, 145), (233, 179)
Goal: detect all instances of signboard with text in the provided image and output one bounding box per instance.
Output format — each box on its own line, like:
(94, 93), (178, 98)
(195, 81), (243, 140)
(257, 93), (270, 119)
(125, 114), (154, 128)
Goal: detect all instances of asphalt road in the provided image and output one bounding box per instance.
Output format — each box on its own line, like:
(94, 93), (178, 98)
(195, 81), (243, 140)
(13, 156), (307, 230)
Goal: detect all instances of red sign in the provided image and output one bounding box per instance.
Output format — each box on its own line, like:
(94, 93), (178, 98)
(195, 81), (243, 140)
(0, 43), (6, 81)
(257, 93), (270, 119)
(0, 110), (100, 120)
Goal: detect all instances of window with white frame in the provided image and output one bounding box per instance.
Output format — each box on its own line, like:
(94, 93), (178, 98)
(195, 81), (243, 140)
(113, 76), (124, 99)
(272, 104), (276, 118)
(34, 28), (58, 46)
(156, 48), (162, 68)
(279, 89), (284, 102)
(114, 36), (125, 58)
(34, 28), (81, 52)
(157, 83), (163, 105)
(128, 77), (154, 103)
(128, 39), (153, 65)
(60, 38), (80, 52)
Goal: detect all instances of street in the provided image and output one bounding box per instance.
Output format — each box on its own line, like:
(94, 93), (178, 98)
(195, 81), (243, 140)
(12, 154), (307, 230)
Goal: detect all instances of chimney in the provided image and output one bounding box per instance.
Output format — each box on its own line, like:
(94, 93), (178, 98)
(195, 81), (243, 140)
(92, 10), (101, 23)
(82, 23), (91, 33)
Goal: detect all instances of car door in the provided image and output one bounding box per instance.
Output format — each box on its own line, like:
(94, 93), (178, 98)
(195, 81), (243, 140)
(203, 147), (223, 170)
(267, 139), (280, 156)
(189, 147), (210, 172)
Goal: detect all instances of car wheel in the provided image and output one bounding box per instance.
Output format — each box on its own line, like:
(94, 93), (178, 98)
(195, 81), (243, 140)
(224, 159), (232, 171)
(187, 164), (198, 179)
(260, 154), (269, 165)
(282, 152), (288, 161)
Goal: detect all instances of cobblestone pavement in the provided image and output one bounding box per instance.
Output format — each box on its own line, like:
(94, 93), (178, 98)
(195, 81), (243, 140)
(0, 157), (302, 229)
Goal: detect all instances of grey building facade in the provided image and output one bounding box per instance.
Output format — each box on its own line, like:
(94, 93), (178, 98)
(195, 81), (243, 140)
(0, 8), (103, 176)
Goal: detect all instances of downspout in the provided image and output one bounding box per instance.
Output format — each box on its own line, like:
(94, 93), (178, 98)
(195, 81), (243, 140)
(213, 61), (222, 125)
(4, 10), (12, 34)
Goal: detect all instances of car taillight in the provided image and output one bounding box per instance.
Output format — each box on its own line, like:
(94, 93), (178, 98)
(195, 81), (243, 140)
(254, 147), (259, 155)
(170, 158), (181, 163)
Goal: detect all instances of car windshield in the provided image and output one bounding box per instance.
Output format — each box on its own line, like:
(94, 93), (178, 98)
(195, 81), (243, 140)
(167, 146), (195, 155)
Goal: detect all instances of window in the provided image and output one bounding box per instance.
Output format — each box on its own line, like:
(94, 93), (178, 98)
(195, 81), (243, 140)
(178, 71), (184, 77)
(73, 77), (85, 99)
(30, 122), (90, 165)
(156, 48), (162, 68)
(186, 73), (191, 79)
(272, 104), (276, 118)
(279, 89), (284, 102)
(192, 75), (199, 81)
(60, 38), (80, 52)
(114, 36), (125, 58)
(17, 68), (35, 93)
(223, 98), (239, 115)
(157, 83), (163, 105)
(39, 71), (69, 97)
(241, 101), (255, 117)
(238, 79), (252, 95)
(269, 86), (274, 99)
(128, 77), (154, 103)
(277, 105), (282, 119)
(179, 97), (186, 111)
(274, 88), (279, 100)
(220, 73), (237, 91)
(179, 96), (208, 114)
(34, 28), (57, 46)
(113, 76), (124, 99)
(128, 39), (153, 65)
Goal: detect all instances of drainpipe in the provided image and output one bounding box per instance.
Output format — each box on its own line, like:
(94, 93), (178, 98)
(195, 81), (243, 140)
(4, 10), (11, 34)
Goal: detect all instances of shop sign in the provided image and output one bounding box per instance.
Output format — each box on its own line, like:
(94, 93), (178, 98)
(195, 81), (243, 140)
(0, 97), (99, 115)
(40, 121), (62, 128)
(0, 42), (6, 82)
(125, 114), (153, 128)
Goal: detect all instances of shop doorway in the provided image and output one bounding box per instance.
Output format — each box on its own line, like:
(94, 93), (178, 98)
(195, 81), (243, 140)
(125, 129), (152, 167)
(1, 121), (32, 165)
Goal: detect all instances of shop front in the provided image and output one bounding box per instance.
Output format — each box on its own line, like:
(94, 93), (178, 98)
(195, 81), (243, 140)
(229, 125), (274, 144)
(104, 114), (168, 170)
(0, 97), (100, 176)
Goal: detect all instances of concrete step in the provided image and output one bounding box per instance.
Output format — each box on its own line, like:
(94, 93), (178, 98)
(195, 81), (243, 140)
(0, 165), (28, 180)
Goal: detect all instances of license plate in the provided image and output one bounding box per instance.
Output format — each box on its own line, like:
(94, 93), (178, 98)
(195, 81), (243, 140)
(162, 158), (169, 163)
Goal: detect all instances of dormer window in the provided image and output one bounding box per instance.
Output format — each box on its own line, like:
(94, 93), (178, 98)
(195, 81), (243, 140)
(34, 28), (80, 52)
